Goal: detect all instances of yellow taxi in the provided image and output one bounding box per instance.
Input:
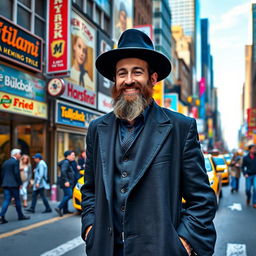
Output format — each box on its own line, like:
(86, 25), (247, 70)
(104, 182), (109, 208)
(182, 154), (222, 204)
(73, 171), (84, 211)
(211, 154), (229, 184)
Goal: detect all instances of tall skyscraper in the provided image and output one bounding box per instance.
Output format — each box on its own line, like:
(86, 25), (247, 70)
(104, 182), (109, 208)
(169, 0), (201, 94)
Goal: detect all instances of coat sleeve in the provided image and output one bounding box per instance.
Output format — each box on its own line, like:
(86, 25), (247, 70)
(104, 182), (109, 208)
(177, 118), (217, 256)
(35, 162), (44, 185)
(61, 160), (70, 183)
(81, 121), (96, 240)
(15, 160), (22, 186)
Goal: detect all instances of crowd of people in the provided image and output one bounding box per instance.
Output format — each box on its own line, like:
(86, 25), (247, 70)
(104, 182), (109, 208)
(0, 148), (86, 224)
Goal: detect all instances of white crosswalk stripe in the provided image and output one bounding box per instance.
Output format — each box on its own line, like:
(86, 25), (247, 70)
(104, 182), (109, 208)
(40, 236), (84, 256)
(226, 243), (247, 256)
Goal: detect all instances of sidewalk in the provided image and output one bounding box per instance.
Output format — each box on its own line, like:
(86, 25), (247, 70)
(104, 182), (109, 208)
(0, 190), (77, 235)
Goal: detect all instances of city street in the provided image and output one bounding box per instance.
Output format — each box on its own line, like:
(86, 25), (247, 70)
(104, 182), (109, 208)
(0, 177), (256, 256)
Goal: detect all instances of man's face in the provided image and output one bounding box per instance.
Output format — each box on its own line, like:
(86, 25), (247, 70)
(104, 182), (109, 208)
(112, 58), (158, 121)
(73, 37), (87, 66)
(250, 146), (255, 154)
(15, 152), (21, 160)
(113, 58), (155, 102)
(34, 158), (40, 163)
(67, 152), (75, 161)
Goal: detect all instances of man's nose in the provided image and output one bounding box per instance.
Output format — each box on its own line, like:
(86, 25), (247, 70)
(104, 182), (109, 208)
(124, 73), (135, 86)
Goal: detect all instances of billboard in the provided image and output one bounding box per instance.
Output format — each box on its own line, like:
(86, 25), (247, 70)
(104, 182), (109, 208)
(113, 0), (133, 42)
(0, 92), (47, 119)
(164, 93), (178, 112)
(97, 30), (113, 113)
(66, 11), (96, 93)
(247, 108), (256, 130)
(0, 16), (43, 73)
(46, 0), (71, 74)
(0, 64), (46, 102)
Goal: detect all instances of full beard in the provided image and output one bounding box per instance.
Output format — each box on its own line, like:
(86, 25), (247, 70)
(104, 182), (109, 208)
(112, 82), (153, 121)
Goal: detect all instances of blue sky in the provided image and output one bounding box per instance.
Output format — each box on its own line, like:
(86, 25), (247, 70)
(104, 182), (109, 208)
(200, 0), (251, 150)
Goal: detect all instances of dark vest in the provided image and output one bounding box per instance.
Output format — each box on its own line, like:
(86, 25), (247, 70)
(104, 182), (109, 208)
(113, 124), (144, 244)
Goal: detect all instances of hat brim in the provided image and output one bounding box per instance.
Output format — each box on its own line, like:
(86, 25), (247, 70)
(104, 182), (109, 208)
(96, 48), (172, 82)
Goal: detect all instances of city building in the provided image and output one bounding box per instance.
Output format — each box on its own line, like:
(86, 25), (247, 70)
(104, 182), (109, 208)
(134, 0), (152, 26)
(153, 0), (172, 88)
(169, 0), (201, 96)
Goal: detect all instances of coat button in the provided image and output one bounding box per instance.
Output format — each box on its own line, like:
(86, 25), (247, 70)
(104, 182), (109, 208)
(121, 205), (125, 212)
(123, 156), (129, 161)
(108, 227), (112, 235)
(121, 187), (127, 193)
(121, 171), (128, 178)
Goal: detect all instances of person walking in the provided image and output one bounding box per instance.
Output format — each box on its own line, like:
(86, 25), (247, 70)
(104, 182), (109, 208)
(241, 145), (256, 207)
(80, 29), (216, 256)
(19, 154), (32, 208)
(230, 150), (242, 193)
(55, 150), (75, 217)
(26, 153), (52, 213)
(0, 149), (30, 224)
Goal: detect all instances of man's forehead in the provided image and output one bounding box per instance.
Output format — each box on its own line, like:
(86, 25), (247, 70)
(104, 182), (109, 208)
(116, 58), (149, 70)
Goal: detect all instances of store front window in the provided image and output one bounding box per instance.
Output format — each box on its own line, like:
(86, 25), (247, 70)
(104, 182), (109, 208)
(57, 131), (86, 162)
(0, 125), (11, 165)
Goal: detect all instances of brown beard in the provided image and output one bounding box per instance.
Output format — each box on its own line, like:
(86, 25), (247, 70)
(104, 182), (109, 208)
(112, 81), (153, 121)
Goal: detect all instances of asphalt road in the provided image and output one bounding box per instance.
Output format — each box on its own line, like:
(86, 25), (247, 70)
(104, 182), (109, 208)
(1, 177), (256, 256)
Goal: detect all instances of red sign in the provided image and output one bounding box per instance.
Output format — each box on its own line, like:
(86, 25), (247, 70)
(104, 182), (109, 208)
(46, 0), (70, 74)
(247, 108), (256, 130)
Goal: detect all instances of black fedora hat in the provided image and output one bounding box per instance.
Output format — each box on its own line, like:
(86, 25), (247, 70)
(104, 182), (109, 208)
(96, 29), (172, 82)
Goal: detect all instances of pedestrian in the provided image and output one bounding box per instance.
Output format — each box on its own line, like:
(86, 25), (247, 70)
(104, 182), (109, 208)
(230, 150), (242, 193)
(80, 29), (217, 256)
(26, 153), (52, 213)
(78, 150), (86, 171)
(0, 149), (30, 224)
(241, 144), (256, 208)
(55, 150), (76, 217)
(19, 154), (32, 208)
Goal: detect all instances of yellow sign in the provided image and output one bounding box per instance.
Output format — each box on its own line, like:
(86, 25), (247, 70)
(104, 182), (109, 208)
(0, 92), (47, 119)
(153, 81), (164, 106)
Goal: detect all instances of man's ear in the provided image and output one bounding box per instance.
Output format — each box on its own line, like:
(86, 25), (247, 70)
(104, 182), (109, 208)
(150, 72), (158, 85)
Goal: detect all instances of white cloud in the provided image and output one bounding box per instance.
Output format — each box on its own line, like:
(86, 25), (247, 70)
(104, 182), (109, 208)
(211, 2), (250, 33)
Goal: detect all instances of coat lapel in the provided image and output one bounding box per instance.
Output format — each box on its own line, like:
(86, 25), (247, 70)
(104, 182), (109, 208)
(97, 113), (116, 204)
(128, 102), (173, 193)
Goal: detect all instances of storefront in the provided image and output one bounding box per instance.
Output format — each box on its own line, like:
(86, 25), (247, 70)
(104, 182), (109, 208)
(0, 62), (47, 164)
(52, 100), (101, 181)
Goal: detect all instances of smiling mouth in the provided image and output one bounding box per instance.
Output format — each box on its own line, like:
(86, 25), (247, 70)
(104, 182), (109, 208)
(122, 88), (140, 95)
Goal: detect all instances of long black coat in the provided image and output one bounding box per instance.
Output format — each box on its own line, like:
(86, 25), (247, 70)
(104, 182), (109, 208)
(1, 157), (22, 188)
(81, 102), (216, 256)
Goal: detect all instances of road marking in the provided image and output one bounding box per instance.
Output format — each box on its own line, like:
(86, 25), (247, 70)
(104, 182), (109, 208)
(228, 203), (242, 211)
(226, 243), (247, 256)
(0, 214), (74, 239)
(40, 236), (84, 256)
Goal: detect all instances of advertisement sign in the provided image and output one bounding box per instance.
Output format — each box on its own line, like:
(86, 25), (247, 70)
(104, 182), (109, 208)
(0, 16), (43, 73)
(0, 64), (46, 102)
(153, 81), (164, 106)
(66, 11), (96, 96)
(46, 0), (70, 74)
(113, 0), (133, 42)
(56, 100), (100, 128)
(0, 92), (47, 119)
(164, 93), (178, 112)
(247, 108), (256, 130)
(97, 30), (113, 113)
(61, 80), (96, 107)
(134, 25), (153, 40)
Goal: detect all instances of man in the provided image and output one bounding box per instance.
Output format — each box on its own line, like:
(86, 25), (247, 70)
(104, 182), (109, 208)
(81, 29), (216, 256)
(0, 149), (30, 224)
(55, 150), (76, 217)
(26, 153), (52, 213)
(241, 144), (256, 207)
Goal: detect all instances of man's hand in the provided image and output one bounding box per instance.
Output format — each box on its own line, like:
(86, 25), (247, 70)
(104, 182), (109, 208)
(85, 225), (92, 240)
(179, 237), (192, 255)
(64, 181), (70, 187)
(36, 183), (40, 189)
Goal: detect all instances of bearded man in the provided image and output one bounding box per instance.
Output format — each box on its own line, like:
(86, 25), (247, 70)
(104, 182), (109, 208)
(81, 29), (216, 256)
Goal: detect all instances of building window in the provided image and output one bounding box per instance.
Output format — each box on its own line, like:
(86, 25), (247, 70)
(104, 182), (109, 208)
(17, 4), (31, 30)
(0, 0), (12, 20)
(86, 0), (94, 18)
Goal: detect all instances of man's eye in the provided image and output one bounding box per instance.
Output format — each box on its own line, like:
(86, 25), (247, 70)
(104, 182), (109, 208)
(118, 72), (126, 77)
(134, 71), (142, 75)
